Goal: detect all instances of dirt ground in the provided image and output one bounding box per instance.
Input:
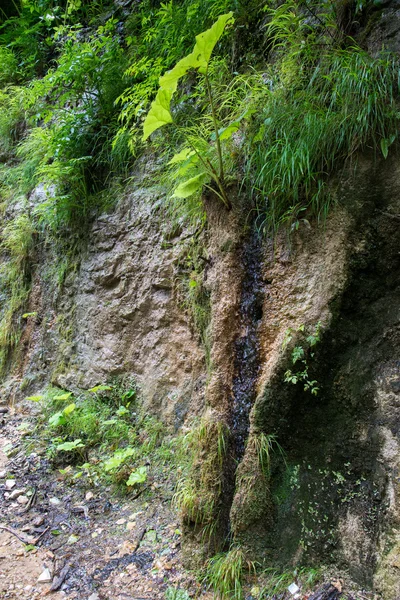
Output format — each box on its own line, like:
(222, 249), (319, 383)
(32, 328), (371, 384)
(0, 405), (204, 600)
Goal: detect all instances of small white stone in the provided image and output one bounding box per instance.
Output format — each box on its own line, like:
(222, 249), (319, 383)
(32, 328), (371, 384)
(88, 594), (100, 600)
(37, 568), (52, 583)
(0, 470), (6, 479)
(116, 518), (126, 525)
(17, 495), (29, 505)
(5, 480), (16, 490)
(85, 491), (94, 501)
(288, 582), (300, 595)
(49, 497), (61, 506)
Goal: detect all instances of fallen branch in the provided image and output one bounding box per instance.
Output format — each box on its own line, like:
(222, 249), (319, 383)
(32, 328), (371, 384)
(0, 524), (35, 545)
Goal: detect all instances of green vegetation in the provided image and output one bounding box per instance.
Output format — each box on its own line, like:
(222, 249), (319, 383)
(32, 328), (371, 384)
(165, 588), (190, 600)
(0, 0), (397, 366)
(142, 13), (238, 208)
(27, 381), (173, 490)
(0, 2), (398, 593)
(174, 414), (229, 541)
(260, 566), (321, 598)
(205, 546), (257, 600)
(283, 322), (322, 395)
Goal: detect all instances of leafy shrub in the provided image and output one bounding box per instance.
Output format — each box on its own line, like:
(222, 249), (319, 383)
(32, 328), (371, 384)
(13, 19), (131, 232)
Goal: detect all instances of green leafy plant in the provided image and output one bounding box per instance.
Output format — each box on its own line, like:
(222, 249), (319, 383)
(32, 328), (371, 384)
(48, 402), (76, 427)
(103, 447), (136, 472)
(142, 13), (239, 208)
(283, 322), (322, 395)
(126, 466), (147, 487)
(165, 588), (190, 600)
(56, 438), (85, 452)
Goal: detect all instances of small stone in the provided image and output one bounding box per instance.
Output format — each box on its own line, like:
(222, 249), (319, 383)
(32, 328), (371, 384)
(49, 497), (61, 506)
(0, 470), (6, 479)
(9, 488), (26, 500)
(37, 568), (52, 583)
(85, 491), (94, 501)
(126, 521), (136, 531)
(288, 583), (300, 595)
(116, 518), (126, 525)
(88, 594), (100, 600)
(17, 495), (29, 505)
(32, 516), (45, 527)
(5, 480), (16, 490)
(67, 534), (79, 544)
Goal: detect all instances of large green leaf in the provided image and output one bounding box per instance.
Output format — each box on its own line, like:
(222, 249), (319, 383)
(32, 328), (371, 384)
(143, 13), (234, 141)
(63, 403), (76, 416)
(192, 12), (234, 74)
(168, 148), (196, 165)
(126, 466), (147, 487)
(56, 439), (84, 452)
(142, 88), (173, 140)
(173, 172), (210, 198)
(159, 53), (199, 92)
(159, 13), (234, 89)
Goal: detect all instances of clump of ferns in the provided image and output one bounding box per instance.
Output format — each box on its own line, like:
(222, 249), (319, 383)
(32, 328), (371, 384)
(173, 415), (229, 540)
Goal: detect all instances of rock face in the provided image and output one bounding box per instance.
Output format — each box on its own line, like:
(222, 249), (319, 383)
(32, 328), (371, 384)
(17, 180), (205, 427)
(230, 154), (400, 597)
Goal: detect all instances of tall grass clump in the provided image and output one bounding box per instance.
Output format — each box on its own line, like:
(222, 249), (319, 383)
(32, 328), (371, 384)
(245, 1), (400, 233)
(0, 213), (35, 370)
(205, 546), (257, 599)
(174, 414), (229, 542)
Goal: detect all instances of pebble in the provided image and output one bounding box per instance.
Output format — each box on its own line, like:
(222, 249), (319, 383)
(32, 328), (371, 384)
(88, 594), (100, 600)
(126, 522), (135, 531)
(49, 497), (61, 506)
(33, 516), (45, 527)
(0, 470), (6, 479)
(116, 518), (126, 525)
(37, 568), (52, 583)
(85, 491), (94, 501)
(67, 534), (79, 544)
(8, 488), (26, 500)
(17, 495), (29, 505)
(5, 480), (16, 490)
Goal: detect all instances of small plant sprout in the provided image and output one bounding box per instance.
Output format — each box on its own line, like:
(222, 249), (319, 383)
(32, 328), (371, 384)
(126, 466), (147, 487)
(283, 322), (322, 395)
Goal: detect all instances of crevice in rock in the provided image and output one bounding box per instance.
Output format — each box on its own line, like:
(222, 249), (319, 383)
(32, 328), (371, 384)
(231, 230), (265, 459)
